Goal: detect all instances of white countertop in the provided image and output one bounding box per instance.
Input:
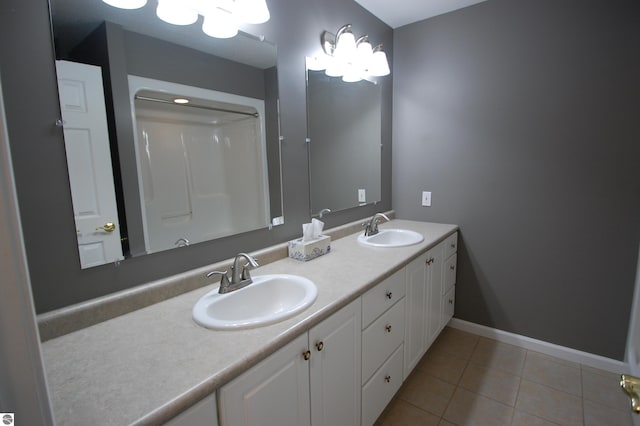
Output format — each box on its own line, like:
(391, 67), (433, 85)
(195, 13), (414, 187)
(41, 220), (457, 425)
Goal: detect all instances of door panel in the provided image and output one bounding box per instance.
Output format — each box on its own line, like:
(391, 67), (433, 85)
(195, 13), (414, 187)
(56, 60), (123, 268)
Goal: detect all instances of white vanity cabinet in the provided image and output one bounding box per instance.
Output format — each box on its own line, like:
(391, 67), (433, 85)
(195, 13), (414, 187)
(403, 233), (458, 379)
(218, 299), (362, 426)
(361, 269), (406, 426)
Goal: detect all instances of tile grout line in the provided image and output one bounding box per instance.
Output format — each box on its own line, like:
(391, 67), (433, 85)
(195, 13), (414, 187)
(440, 334), (480, 425)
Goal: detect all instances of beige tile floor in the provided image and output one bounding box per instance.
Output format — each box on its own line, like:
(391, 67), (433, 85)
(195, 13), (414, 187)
(376, 327), (635, 426)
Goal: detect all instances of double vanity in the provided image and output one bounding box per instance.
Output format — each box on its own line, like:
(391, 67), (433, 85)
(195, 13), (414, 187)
(40, 219), (458, 425)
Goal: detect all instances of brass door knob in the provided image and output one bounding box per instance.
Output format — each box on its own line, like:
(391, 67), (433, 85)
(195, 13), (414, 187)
(96, 222), (116, 233)
(315, 341), (324, 351)
(302, 350), (311, 360)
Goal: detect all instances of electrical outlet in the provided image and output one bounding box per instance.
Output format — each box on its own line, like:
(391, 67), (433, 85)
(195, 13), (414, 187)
(358, 189), (366, 203)
(421, 191), (432, 207)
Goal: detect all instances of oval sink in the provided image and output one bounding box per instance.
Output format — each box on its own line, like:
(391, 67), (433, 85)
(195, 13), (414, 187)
(193, 274), (318, 330)
(357, 229), (424, 248)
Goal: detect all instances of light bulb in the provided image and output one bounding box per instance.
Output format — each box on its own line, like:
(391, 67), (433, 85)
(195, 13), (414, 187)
(102, 0), (147, 9)
(156, 0), (198, 25)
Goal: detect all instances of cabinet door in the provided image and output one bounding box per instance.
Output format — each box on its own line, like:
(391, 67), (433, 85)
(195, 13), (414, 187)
(309, 298), (362, 426)
(166, 393), (218, 426)
(218, 333), (311, 426)
(425, 242), (444, 348)
(404, 253), (428, 380)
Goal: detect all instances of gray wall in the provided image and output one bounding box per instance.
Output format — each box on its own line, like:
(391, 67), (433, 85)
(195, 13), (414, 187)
(0, 0), (392, 313)
(393, 0), (640, 360)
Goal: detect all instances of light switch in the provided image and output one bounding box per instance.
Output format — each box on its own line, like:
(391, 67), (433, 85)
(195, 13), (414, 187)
(421, 191), (432, 207)
(358, 189), (366, 203)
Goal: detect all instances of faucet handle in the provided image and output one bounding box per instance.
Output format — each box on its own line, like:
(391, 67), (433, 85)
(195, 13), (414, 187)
(206, 270), (230, 289)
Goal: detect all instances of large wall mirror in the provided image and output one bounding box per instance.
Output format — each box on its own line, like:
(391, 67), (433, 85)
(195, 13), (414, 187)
(51, 0), (283, 268)
(306, 68), (382, 216)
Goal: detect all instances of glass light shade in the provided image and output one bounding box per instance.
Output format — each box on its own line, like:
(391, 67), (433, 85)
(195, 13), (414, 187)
(356, 40), (373, 70)
(235, 0), (270, 24)
(325, 58), (345, 77)
(156, 0), (198, 25)
(334, 31), (356, 60)
(342, 65), (362, 83)
(102, 0), (147, 9)
(369, 50), (390, 77)
(202, 8), (238, 38)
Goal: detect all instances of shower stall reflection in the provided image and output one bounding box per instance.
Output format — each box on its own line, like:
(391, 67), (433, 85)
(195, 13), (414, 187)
(130, 77), (270, 253)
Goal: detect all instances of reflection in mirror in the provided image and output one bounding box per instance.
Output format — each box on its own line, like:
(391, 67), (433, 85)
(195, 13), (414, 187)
(129, 77), (271, 253)
(50, 0), (283, 268)
(306, 69), (382, 215)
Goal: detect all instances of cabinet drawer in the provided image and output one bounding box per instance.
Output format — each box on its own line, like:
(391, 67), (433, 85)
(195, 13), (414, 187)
(362, 268), (406, 329)
(444, 232), (458, 259)
(362, 298), (405, 384)
(362, 344), (404, 426)
(443, 253), (457, 295)
(443, 285), (455, 326)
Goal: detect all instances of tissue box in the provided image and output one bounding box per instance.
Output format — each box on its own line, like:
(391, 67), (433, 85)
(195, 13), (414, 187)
(288, 235), (331, 262)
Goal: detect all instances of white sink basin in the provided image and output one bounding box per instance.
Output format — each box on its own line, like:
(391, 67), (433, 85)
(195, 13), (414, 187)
(193, 274), (318, 330)
(357, 229), (424, 248)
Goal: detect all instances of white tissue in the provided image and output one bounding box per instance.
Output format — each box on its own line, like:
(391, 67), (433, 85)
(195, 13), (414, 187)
(302, 218), (325, 242)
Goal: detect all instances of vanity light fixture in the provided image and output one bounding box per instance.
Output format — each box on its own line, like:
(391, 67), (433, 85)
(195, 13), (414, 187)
(310, 24), (390, 82)
(173, 98), (190, 104)
(101, 0), (270, 39)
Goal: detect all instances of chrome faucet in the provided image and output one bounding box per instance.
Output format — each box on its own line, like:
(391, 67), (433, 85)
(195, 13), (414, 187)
(206, 253), (260, 294)
(363, 213), (390, 237)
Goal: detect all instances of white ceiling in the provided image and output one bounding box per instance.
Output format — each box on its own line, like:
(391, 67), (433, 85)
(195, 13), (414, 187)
(353, 0), (489, 28)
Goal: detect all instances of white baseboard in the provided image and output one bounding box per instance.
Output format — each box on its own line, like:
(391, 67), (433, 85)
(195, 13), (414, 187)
(448, 318), (630, 375)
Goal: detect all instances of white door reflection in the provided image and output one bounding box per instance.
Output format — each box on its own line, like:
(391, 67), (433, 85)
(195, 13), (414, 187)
(56, 60), (124, 268)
